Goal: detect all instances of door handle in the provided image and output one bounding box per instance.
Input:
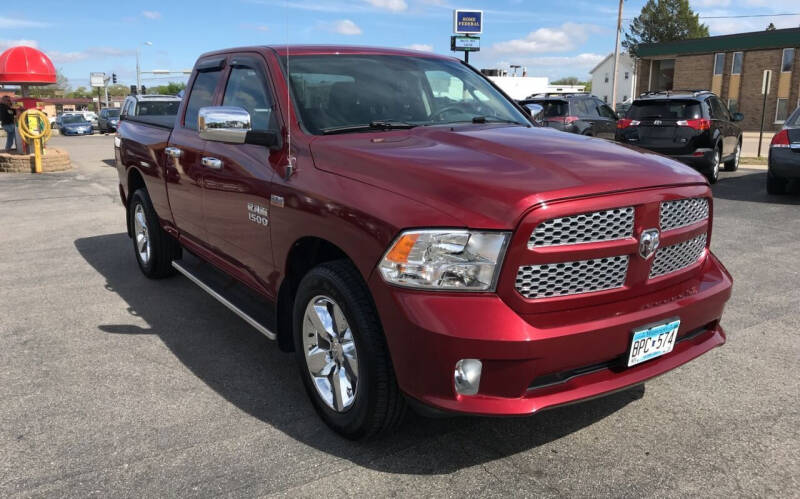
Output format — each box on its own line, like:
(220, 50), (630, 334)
(201, 157), (223, 170)
(165, 147), (182, 158)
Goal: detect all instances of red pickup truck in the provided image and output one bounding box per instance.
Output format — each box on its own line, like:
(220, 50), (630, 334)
(115, 45), (732, 439)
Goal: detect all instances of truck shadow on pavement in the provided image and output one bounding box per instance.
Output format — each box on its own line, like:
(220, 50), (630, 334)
(713, 169), (800, 204)
(75, 233), (643, 474)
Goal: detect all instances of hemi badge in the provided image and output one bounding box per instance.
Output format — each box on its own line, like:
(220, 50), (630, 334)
(270, 194), (285, 208)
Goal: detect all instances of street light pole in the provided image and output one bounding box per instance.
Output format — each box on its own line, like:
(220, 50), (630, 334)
(136, 41), (152, 93)
(611, 0), (624, 111)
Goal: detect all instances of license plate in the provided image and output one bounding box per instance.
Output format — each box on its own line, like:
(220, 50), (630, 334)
(627, 319), (680, 367)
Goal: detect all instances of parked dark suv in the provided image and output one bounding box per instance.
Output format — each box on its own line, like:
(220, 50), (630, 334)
(519, 93), (618, 139)
(616, 90), (743, 183)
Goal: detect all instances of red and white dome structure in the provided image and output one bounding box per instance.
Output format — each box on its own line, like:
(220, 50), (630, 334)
(0, 46), (56, 85)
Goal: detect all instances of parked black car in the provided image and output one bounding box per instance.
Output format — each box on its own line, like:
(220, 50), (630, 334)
(767, 106), (800, 194)
(616, 90), (743, 183)
(98, 108), (120, 133)
(518, 93), (618, 139)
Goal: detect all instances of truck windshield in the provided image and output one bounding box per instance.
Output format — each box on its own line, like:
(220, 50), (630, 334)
(284, 54), (528, 134)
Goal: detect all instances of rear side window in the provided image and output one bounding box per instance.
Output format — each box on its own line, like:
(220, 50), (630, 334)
(530, 100), (567, 118)
(627, 100), (702, 120)
(184, 70), (221, 130)
(574, 99), (598, 118)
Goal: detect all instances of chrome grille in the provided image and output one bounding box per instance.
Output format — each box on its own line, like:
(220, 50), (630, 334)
(650, 234), (707, 278)
(515, 256), (629, 299)
(528, 207), (634, 248)
(660, 198), (709, 231)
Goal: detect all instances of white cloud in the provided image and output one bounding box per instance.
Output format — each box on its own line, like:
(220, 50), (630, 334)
(0, 17), (50, 28)
(404, 43), (433, 52)
(141, 10), (162, 20)
(692, 0), (730, 6)
(0, 39), (38, 50)
(47, 46), (136, 64)
(492, 23), (604, 54)
(363, 0), (407, 11)
(329, 19), (363, 35)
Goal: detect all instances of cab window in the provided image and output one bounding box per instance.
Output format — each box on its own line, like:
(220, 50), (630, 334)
(222, 65), (277, 132)
(184, 70), (221, 130)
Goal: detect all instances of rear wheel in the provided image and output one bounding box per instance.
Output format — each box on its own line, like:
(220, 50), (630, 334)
(766, 170), (788, 195)
(128, 188), (181, 278)
(724, 141), (741, 171)
(706, 147), (721, 184)
(293, 260), (405, 439)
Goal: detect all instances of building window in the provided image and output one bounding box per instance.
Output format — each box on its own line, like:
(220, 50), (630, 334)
(651, 59), (675, 91)
(731, 52), (743, 75)
(728, 98), (738, 114)
(624, 71), (629, 80)
(604, 73), (609, 83)
(603, 95), (608, 103)
(781, 48), (795, 72)
(713, 53), (725, 76)
(775, 98), (788, 123)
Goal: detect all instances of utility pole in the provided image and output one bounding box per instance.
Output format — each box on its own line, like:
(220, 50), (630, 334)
(136, 42), (152, 93)
(611, 0), (624, 111)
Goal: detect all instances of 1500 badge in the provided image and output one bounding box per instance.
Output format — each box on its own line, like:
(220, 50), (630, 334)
(247, 202), (269, 226)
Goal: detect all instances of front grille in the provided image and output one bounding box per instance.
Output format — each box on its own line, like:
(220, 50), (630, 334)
(660, 198), (709, 231)
(528, 207), (634, 248)
(515, 256), (629, 299)
(650, 233), (707, 278)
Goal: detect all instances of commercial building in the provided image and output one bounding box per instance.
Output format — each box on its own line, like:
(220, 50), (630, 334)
(635, 28), (800, 131)
(589, 52), (636, 106)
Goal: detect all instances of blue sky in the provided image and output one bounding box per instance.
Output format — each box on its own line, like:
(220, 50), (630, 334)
(1, 0), (798, 88)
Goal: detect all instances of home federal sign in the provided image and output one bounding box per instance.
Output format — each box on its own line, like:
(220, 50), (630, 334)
(453, 10), (483, 34)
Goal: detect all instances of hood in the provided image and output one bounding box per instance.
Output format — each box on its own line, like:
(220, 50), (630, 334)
(310, 124), (707, 228)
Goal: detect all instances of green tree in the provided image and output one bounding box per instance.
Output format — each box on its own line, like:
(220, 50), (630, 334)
(622, 0), (709, 56)
(551, 76), (582, 85)
(67, 86), (93, 99)
(148, 82), (186, 95)
(107, 84), (129, 97)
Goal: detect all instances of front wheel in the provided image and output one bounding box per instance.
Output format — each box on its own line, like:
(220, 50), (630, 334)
(293, 260), (405, 439)
(724, 141), (741, 171)
(706, 148), (721, 184)
(128, 188), (181, 278)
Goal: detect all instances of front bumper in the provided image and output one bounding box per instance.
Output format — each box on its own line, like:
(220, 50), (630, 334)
(370, 252), (732, 416)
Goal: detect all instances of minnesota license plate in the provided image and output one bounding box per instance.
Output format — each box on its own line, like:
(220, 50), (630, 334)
(627, 319), (680, 367)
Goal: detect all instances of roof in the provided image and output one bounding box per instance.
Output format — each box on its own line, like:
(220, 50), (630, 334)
(588, 52), (631, 74)
(637, 27), (800, 57)
(132, 94), (182, 101)
(0, 46), (57, 85)
(197, 45), (454, 61)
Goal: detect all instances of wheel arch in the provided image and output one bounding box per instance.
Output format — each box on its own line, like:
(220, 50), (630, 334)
(276, 236), (355, 352)
(126, 167), (147, 237)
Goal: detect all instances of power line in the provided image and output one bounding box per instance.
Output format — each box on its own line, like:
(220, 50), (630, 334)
(624, 12), (800, 21)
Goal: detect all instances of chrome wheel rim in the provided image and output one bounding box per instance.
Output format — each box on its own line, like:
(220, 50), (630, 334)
(133, 204), (151, 265)
(302, 295), (359, 412)
(735, 143), (741, 167)
(713, 150), (720, 179)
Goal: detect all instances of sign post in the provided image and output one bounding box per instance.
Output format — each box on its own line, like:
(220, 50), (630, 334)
(452, 9), (482, 64)
(758, 69), (772, 158)
(90, 72), (106, 113)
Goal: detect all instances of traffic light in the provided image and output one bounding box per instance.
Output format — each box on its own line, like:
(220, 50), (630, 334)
(141, 85), (147, 94)
(112, 73), (117, 84)
(130, 84), (137, 95)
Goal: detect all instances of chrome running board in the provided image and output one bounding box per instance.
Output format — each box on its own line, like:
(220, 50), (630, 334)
(172, 258), (277, 340)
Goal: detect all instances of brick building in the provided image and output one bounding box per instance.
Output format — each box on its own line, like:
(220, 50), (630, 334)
(635, 28), (800, 131)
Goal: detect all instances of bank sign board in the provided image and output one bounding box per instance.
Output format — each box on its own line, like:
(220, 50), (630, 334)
(451, 36), (480, 52)
(453, 10), (483, 34)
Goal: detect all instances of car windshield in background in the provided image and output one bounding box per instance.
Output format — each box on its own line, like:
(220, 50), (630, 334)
(627, 100), (702, 120)
(136, 101), (180, 116)
(528, 100), (568, 118)
(285, 54), (529, 134)
(107, 109), (120, 117)
(62, 115), (87, 124)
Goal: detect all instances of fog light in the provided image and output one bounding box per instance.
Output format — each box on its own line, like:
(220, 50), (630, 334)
(454, 359), (482, 396)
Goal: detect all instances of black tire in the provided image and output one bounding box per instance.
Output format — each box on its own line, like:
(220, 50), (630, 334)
(706, 147), (721, 184)
(293, 260), (406, 439)
(128, 188), (181, 278)
(766, 170), (788, 195)
(724, 140), (741, 172)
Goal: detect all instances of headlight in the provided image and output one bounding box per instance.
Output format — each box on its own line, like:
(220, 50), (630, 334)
(379, 230), (510, 291)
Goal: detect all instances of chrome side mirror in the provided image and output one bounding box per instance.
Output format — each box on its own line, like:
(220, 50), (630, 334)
(198, 106), (251, 143)
(524, 103), (544, 123)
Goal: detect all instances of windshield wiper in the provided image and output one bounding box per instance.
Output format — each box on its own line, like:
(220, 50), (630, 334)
(471, 116), (528, 125)
(321, 121), (417, 135)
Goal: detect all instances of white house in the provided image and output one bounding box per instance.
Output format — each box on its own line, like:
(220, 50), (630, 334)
(589, 52), (636, 107)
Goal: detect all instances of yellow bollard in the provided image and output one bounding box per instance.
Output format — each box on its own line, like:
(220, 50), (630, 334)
(18, 110), (51, 174)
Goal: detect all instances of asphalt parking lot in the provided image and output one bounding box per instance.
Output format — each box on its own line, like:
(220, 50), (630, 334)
(1, 134), (798, 497)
